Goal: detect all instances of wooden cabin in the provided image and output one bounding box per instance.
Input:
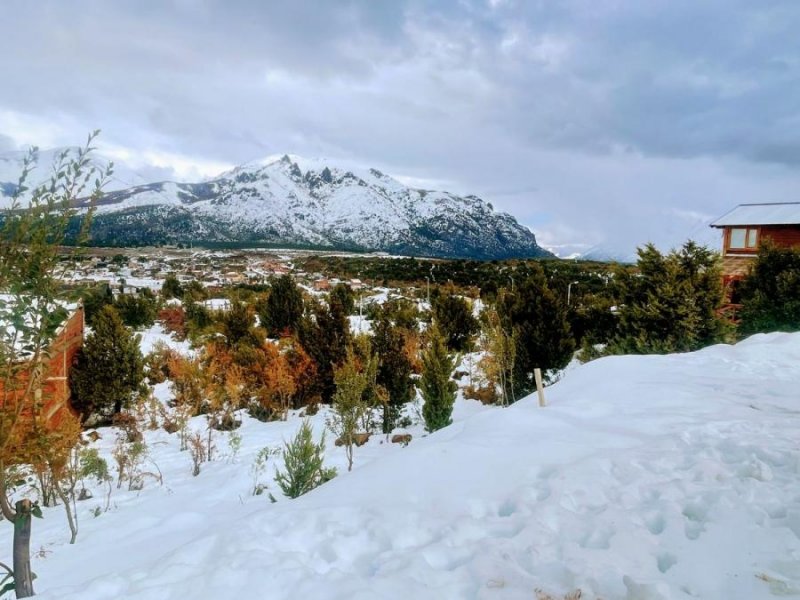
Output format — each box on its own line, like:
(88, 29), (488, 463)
(0, 305), (84, 430)
(710, 202), (800, 302)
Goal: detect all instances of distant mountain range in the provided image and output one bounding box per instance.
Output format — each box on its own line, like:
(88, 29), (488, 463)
(1, 151), (552, 260)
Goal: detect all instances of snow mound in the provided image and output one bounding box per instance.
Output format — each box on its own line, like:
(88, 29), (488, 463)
(28, 333), (800, 599)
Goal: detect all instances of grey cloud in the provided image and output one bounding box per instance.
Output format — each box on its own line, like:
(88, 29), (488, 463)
(2, 0), (799, 255)
(0, 135), (15, 152)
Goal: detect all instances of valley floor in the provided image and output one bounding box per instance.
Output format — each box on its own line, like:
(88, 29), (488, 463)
(5, 332), (800, 599)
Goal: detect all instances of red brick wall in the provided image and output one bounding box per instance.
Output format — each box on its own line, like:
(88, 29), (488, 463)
(0, 307), (84, 429)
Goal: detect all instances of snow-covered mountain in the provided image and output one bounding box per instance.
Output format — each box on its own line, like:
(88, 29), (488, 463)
(1, 151), (551, 259)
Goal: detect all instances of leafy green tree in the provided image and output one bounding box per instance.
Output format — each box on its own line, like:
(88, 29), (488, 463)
(261, 274), (304, 337)
(421, 327), (458, 432)
(739, 242), (800, 334)
(371, 312), (414, 432)
(432, 292), (479, 352)
(274, 420), (334, 498)
(480, 306), (517, 405)
(70, 305), (145, 424)
(328, 344), (375, 471)
(611, 241), (727, 353)
(497, 267), (575, 398)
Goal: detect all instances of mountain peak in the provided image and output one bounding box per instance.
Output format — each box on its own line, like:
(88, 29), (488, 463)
(2, 149), (552, 259)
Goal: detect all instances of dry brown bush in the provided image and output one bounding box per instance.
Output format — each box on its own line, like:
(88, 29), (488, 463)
(463, 384), (499, 405)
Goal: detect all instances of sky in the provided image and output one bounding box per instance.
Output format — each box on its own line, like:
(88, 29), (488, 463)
(1, 0), (799, 258)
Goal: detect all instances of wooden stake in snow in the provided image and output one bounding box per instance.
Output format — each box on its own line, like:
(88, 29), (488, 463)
(534, 368), (546, 407)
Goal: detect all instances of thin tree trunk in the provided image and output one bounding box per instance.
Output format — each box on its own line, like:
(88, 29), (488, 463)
(13, 499), (34, 598)
(35, 471), (54, 508)
(346, 441), (353, 472)
(54, 487), (78, 545)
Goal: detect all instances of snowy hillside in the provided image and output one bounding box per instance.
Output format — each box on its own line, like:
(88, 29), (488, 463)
(0, 150), (551, 260)
(9, 331), (800, 599)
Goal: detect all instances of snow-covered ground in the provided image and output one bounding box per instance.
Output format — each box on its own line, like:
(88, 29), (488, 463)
(6, 333), (800, 599)
(137, 324), (193, 356)
(348, 314), (373, 336)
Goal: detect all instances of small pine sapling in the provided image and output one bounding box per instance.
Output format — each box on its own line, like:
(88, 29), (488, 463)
(274, 420), (333, 498)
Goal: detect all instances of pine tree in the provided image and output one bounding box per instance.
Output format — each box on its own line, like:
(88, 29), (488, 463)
(82, 283), (114, 326)
(70, 305), (144, 423)
(496, 267), (574, 398)
(739, 242), (800, 334)
(330, 282), (355, 315)
(432, 291), (479, 352)
(161, 273), (183, 299)
(274, 420), (333, 498)
(611, 241), (727, 353)
(114, 288), (158, 329)
(298, 297), (350, 403)
(184, 299), (213, 338)
(371, 313), (414, 432)
(220, 300), (261, 348)
(421, 327), (458, 432)
(261, 274), (304, 337)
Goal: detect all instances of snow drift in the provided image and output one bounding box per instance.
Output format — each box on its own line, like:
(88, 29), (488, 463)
(14, 332), (800, 599)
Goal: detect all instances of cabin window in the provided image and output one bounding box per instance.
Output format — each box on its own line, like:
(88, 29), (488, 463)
(728, 227), (758, 250)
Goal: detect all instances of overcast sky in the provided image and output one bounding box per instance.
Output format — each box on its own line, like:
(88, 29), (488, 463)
(2, 0), (799, 257)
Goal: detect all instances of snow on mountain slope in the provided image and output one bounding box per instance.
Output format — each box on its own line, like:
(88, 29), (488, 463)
(0, 149), (548, 259)
(15, 332), (800, 600)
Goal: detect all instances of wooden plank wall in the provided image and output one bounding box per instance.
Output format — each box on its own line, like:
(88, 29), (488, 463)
(762, 225), (800, 248)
